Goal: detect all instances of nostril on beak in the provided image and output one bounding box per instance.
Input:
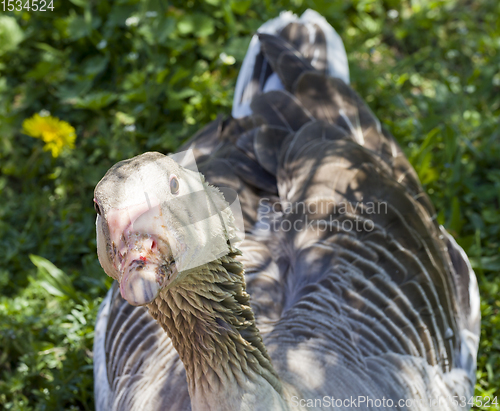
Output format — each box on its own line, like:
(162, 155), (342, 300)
(144, 237), (156, 252)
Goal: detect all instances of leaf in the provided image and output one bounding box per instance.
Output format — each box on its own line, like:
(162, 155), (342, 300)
(26, 61), (61, 81)
(83, 56), (109, 76)
(55, 79), (93, 101)
(230, 0), (251, 15)
(68, 0), (88, 7)
(29, 254), (77, 299)
(447, 196), (463, 234)
(66, 14), (90, 40)
(119, 89), (147, 103)
(417, 151), (438, 185)
(225, 36), (251, 62)
(470, 255), (500, 272)
(154, 17), (177, 45)
(481, 208), (500, 224)
(177, 15), (195, 35)
(107, 4), (136, 28)
(138, 24), (155, 45)
(0, 16), (24, 56)
(177, 14), (215, 37)
(34, 42), (65, 57)
(115, 111), (135, 125)
(193, 14), (215, 37)
(156, 68), (170, 84)
(74, 92), (118, 110)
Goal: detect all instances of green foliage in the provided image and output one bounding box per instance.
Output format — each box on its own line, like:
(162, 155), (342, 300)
(0, 16), (24, 56)
(0, 0), (498, 409)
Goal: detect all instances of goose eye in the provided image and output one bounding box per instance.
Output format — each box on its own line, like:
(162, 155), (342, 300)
(93, 199), (102, 216)
(170, 175), (179, 195)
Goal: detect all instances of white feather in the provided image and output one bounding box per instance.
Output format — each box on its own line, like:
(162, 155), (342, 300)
(441, 227), (480, 376)
(232, 11), (297, 118)
(299, 9), (350, 84)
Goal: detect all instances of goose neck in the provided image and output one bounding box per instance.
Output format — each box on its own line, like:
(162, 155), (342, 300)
(148, 251), (288, 411)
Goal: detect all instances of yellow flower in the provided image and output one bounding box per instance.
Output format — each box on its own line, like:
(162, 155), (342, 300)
(22, 113), (76, 158)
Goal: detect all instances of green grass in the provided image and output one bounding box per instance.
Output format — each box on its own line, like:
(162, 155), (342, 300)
(0, 0), (498, 409)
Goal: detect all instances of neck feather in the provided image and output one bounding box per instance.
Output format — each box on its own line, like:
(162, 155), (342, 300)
(147, 250), (285, 411)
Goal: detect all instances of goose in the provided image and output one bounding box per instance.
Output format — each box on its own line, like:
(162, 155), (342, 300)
(92, 9), (480, 411)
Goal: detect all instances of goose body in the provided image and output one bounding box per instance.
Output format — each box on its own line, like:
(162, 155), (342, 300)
(93, 10), (480, 411)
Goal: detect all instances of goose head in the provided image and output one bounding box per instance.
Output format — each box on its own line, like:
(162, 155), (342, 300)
(94, 152), (239, 306)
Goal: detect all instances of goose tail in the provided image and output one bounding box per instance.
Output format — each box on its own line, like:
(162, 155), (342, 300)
(232, 9), (349, 118)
